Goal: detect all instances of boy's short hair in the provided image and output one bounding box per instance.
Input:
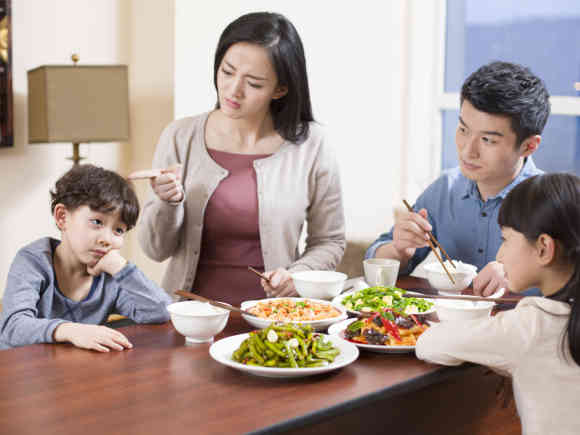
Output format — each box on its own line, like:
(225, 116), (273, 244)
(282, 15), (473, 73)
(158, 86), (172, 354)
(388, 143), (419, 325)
(461, 61), (551, 147)
(50, 164), (140, 229)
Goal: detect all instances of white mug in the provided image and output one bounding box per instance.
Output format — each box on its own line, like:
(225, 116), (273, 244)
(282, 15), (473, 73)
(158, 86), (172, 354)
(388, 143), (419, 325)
(363, 259), (400, 287)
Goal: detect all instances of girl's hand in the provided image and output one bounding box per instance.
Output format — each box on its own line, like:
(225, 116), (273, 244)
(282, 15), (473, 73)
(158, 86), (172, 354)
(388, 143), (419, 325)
(261, 268), (298, 297)
(151, 164), (184, 203)
(54, 323), (133, 352)
(87, 250), (127, 276)
(472, 261), (508, 296)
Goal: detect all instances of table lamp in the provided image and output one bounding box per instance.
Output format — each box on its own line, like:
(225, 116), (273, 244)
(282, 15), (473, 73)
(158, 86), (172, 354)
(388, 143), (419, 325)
(27, 55), (129, 165)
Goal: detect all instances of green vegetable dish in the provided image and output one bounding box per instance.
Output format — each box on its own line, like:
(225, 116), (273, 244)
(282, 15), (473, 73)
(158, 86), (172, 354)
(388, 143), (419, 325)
(232, 324), (340, 368)
(341, 286), (433, 314)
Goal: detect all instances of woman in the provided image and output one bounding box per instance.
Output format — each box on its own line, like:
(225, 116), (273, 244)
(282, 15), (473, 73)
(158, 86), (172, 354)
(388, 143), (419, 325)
(138, 12), (345, 306)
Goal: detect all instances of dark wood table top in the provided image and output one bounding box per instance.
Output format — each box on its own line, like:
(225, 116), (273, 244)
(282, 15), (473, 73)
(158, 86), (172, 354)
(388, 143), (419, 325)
(0, 277), (479, 435)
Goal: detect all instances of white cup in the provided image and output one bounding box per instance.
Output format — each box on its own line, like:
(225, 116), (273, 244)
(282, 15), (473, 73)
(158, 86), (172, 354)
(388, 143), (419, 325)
(363, 258), (401, 287)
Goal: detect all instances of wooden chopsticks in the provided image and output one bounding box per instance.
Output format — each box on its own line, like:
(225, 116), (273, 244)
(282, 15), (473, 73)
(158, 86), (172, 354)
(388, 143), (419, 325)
(403, 293), (521, 304)
(248, 266), (271, 284)
(174, 290), (258, 317)
(402, 199), (456, 284)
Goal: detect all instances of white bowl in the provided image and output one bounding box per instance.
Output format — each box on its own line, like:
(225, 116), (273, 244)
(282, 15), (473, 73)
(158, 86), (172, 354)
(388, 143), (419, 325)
(240, 297), (347, 331)
(291, 270), (348, 300)
(435, 299), (494, 322)
(423, 261), (478, 293)
(166, 301), (229, 344)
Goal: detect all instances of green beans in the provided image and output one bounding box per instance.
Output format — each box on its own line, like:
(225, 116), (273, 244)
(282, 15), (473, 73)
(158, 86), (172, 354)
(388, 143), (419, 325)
(232, 324), (340, 368)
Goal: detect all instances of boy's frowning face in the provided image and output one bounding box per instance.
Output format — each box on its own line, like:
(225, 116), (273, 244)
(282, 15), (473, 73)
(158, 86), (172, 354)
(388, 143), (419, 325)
(59, 205), (127, 267)
(455, 100), (533, 195)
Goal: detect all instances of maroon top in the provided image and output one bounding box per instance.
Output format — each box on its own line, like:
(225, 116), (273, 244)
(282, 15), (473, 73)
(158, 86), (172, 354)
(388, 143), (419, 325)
(192, 148), (271, 306)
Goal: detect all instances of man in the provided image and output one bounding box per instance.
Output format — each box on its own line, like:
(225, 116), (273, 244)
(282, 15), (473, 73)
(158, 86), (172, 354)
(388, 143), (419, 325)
(366, 61), (550, 296)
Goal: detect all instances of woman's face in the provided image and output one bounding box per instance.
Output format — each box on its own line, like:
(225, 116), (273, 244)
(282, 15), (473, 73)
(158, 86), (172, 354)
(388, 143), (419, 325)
(216, 42), (287, 120)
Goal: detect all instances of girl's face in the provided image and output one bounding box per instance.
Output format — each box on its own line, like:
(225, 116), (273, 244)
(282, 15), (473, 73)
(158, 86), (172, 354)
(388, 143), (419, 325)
(496, 227), (540, 292)
(58, 205), (127, 268)
(216, 42), (287, 121)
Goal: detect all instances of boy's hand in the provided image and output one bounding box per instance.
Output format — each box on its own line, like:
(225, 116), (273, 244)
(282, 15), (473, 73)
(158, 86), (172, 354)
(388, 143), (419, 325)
(87, 250), (127, 276)
(261, 268), (298, 297)
(54, 323), (133, 352)
(392, 208), (432, 259)
(151, 164), (184, 203)
(472, 261), (508, 296)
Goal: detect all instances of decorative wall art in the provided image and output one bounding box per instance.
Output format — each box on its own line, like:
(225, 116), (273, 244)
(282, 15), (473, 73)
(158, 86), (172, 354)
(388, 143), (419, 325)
(0, 0), (12, 147)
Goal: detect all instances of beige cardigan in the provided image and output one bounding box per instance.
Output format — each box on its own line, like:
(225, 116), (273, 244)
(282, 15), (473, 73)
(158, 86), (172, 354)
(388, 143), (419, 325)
(416, 297), (580, 435)
(138, 112), (346, 293)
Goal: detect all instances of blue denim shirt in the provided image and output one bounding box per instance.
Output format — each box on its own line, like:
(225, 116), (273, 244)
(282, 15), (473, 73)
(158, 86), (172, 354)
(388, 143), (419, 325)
(366, 158), (543, 280)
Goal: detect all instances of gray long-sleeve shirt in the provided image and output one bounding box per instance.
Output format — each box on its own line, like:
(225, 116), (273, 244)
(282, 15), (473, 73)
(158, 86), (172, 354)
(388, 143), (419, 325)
(0, 237), (172, 349)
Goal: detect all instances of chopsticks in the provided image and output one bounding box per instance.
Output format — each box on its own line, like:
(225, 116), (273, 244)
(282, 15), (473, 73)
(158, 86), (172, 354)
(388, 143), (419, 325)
(402, 199), (456, 284)
(174, 290), (259, 317)
(248, 266), (271, 284)
(403, 293), (521, 304)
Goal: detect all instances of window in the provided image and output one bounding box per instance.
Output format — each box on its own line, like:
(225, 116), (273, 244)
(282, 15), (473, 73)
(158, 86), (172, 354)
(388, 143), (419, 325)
(441, 0), (580, 173)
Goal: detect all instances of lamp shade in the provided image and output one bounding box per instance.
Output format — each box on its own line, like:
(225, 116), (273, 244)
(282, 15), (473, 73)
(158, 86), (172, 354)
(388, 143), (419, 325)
(27, 65), (129, 143)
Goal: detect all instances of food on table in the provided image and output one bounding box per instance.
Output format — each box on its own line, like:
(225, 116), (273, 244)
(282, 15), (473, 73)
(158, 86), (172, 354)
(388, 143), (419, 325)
(247, 298), (342, 322)
(344, 309), (429, 346)
(340, 286), (433, 314)
(232, 324), (340, 368)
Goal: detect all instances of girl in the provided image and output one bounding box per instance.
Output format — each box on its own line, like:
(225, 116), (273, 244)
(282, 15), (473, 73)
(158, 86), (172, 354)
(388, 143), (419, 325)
(416, 173), (580, 434)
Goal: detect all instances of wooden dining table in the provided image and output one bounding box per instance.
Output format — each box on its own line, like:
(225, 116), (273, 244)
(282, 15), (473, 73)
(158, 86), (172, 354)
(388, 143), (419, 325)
(0, 277), (521, 435)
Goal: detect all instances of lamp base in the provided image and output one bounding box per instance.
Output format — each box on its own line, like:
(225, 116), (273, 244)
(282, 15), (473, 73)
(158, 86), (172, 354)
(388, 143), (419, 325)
(68, 142), (84, 165)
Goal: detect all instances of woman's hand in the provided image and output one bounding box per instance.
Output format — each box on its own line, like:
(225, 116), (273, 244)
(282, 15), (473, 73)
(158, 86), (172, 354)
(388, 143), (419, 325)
(53, 323), (133, 352)
(151, 164), (184, 203)
(261, 268), (298, 297)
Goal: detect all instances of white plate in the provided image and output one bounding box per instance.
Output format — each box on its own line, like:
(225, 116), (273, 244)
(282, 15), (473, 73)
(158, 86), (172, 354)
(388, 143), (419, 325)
(240, 297), (347, 331)
(328, 318), (417, 354)
(332, 289), (436, 317)
(209, 333), (359, 378)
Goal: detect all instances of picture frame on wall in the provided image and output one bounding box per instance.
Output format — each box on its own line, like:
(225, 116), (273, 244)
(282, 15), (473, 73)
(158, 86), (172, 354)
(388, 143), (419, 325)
(0, 0), (12, 147)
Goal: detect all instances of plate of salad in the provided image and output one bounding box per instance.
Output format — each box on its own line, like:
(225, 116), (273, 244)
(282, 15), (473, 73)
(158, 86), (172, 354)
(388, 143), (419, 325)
(332, 286), (435, 316)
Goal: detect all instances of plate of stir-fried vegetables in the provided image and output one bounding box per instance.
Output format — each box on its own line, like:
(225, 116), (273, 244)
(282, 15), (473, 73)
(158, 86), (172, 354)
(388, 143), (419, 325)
(328, 309), (430, 354)
(332, 286), (435, 316)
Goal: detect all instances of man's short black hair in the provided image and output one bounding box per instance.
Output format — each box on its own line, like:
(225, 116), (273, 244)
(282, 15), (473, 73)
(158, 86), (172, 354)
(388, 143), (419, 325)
(50, 164), (139, 229)
(461, 61), (551, 146)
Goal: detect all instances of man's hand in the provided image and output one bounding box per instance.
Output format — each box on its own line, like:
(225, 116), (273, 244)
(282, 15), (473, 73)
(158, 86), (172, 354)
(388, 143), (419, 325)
(87, 250), (127, 276)
(472, 261), (508, 296)
(261, 268), (298, 297)
(391, 208), (432, 259)
(150, 164), (184, 203)
(54, 323), (133, 352)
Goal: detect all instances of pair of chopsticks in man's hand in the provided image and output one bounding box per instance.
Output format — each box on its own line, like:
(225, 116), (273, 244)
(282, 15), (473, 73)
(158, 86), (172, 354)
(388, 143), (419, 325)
(402, 200), (457, 284)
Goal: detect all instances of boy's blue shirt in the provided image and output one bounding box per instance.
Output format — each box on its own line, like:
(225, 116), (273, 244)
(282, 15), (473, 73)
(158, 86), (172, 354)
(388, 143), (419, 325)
(0, 237), (172, 349)
(366, 157), (543, 294)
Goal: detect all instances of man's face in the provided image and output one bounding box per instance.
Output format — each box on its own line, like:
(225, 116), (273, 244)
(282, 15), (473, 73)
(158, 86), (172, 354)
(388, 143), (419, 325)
(455, 100), (529, 195)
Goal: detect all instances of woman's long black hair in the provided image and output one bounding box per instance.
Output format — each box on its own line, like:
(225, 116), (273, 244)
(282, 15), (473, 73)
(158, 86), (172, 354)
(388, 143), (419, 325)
(498, 173), (580, 366)
(213, 12), (314, 144)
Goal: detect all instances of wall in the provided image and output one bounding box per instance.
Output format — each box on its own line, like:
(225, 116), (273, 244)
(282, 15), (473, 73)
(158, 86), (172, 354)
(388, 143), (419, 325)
(174, 0), (409, 248)
(0, 0), (174, 297)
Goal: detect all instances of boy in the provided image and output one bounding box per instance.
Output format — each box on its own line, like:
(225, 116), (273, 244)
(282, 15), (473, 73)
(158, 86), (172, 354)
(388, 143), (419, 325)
(366, 61), (550, 296)
(0, 164), (172, 351)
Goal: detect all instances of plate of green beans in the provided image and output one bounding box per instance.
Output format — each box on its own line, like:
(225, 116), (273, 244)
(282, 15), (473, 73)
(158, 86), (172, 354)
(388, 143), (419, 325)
(209, 324), (359, 378)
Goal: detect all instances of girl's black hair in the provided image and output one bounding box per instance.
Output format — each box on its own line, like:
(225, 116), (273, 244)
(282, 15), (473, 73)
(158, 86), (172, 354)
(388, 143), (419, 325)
(50, 164), (140, 229)
(213, 12), (314, 144)
(498, 173), (580, 366)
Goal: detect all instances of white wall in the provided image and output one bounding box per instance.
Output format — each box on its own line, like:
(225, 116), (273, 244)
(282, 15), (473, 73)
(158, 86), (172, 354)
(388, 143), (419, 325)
(0, 0), (174, 298)
(174, 1), (410, 247)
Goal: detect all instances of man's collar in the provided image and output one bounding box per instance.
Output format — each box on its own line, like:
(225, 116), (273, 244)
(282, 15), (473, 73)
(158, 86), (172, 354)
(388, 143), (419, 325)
(461, 157), (537, 201)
